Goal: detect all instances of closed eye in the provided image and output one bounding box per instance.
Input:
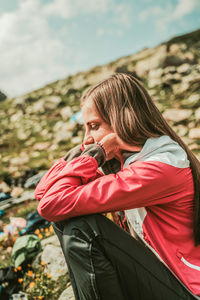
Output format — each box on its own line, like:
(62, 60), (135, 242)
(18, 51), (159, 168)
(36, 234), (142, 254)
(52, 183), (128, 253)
(90, 123), (99, 130)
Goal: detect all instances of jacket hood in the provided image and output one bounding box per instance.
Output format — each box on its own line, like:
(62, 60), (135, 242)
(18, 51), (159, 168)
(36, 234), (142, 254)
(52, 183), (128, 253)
(123, 135), (190, 169)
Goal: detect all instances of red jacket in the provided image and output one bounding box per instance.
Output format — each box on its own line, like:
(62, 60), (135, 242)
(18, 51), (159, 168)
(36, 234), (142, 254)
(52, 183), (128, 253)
(35, 135), (200, 298)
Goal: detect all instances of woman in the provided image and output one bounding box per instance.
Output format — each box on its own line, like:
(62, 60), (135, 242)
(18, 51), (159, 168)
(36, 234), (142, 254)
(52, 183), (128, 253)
(35, 73), (200, 300)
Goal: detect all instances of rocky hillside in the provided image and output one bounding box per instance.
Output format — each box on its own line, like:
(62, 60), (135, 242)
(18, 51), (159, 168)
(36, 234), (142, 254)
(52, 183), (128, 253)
(0, 90), (7, 102)
(0, 28), (200, 185)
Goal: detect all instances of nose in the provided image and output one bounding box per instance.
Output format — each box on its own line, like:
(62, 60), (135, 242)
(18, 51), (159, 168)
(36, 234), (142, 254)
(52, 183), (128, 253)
(84, 135), (95, 145)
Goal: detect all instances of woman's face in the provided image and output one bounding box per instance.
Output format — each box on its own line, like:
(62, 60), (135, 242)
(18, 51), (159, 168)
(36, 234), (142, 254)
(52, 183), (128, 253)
(82, 97), (113, 146)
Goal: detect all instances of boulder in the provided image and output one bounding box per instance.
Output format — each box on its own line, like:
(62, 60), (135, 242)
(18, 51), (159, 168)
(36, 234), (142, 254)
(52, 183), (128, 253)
(189, 128), (200, 139)
(163, 109), (193, 123)
(24, 171), (46, 189)
(41, 244), (68, 280)
(58, 286), (74, 300)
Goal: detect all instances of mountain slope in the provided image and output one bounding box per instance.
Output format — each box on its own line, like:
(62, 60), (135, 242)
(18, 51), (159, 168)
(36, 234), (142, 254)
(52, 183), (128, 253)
(0, 28), (199, 183)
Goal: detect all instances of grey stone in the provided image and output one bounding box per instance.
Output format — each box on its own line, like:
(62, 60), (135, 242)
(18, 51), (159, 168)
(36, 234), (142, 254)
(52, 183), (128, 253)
(189, 128), (200, 139)
(41, 244), (68, 280)
(177, 63), (191, 75)
(60, 107), (73, 120)
(163, 109), (193, 123)
(195, 108), (200, 120)
(24, 171), (46, 189)
(58, 286), (74, 300)
(41, 234), (60, 249)
(182, 94), (200, 108)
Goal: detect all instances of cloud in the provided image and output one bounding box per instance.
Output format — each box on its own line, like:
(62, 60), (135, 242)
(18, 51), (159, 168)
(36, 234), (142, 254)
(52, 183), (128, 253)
(0, 0), (134, 97)
(172, 0), (200, 19)
(43, 0), (115, 19)
(0, 0), (89, 96)
(138, 0), (200, 34)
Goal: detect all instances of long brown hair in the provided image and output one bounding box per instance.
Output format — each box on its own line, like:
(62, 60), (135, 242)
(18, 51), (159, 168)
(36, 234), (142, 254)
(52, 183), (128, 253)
(81, 73), (200, 246)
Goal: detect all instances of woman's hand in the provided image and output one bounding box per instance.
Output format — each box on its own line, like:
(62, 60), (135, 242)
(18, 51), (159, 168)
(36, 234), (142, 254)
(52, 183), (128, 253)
(100, 133), (124, 160)
(84, 133), (143, 161)
(100, 133), (143, 160)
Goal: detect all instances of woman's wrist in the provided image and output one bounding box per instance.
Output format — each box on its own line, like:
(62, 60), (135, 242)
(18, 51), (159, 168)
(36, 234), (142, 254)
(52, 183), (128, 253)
(81, 144), (106, 167)
(96, 141), (107, 159)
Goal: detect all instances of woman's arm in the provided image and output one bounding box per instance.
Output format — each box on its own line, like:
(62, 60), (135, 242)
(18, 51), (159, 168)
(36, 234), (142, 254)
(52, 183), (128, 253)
(36, 151), (186, 222)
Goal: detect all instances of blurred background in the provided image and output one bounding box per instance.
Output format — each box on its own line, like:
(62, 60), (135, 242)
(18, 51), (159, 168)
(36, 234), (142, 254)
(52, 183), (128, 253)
(0, 1), (200, 299)
(0, 0), (200, 97)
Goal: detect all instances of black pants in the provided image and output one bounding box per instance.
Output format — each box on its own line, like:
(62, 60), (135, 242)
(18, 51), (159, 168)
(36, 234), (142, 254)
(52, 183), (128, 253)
(53, 214), (195, 300)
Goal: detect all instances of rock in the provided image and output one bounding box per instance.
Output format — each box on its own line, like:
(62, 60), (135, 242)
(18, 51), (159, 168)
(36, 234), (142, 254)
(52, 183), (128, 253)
(32, 252), (42, 269)
(189, 128), (200, 139)
(53, 121), (75, 132)
(58, 286), (74, 300)
(195, 108), (200, 120)
(10, 154), (29, 166)
(71, 136), (82, 145)
(135, 45), (167, 77)
(173, 125), (188, 137)
(41, 244), (68, 280)
(17, 128), (31, 141)
(163, 109), (193, 123)
(43, 87), (53, 96)
(148, 78), (162, 89)
(12, 190), (35, 202)
(169, 44), (180, 55)
(32, 100), (46, 113)
(163, 66), (177, 74)
(33, 142), (51, 151)
(60, 107), (73, 120)
(181, 94), (200, 108)
(11, 186), (24, 198)
(10, 111), (23, 122)
(24, 171), (46, 189)
(43, 96), (62, 110)
(55, 130), (73, 144)
(161, 55), (184, 68)
(148, 68), (164, 79)
(162, 73), (182, 85)
(177, 63), (191, 75)
(41, 234), (60, 249)
(0, 181), (11, 193)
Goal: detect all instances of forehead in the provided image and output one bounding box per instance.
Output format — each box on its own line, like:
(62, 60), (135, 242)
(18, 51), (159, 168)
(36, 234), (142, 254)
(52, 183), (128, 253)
(82, 98), (101, 123)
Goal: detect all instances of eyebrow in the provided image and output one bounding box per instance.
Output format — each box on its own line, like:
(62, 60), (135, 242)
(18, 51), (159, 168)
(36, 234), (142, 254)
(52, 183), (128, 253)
(86, 119), (100, 126)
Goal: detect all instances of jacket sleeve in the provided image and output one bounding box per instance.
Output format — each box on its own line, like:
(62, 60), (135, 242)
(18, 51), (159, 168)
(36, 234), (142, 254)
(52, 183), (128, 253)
(36, 155), (187, 222)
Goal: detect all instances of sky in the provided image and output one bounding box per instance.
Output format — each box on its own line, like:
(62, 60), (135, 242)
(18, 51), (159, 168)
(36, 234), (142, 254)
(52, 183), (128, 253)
(0, 0), (200, 98)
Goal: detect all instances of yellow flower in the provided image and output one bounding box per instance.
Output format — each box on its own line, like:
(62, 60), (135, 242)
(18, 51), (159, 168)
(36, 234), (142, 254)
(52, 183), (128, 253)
(27, 264), (31, 267)
(18, 278), (23, 283)
(27, 270), (33, 277)
(14, 268), (17, 272)
(29, 282), (35, 288)
(38, 296), (43, 299)
(17, 266), (22, 271)
(45, 228), (49, 232)
(45, 232), (50, 237)
(34, 229), (40, 235)
(36, 273), (40, 277)
(49, 225), (53, 232)
(41, 261), (46, 266)
(38, 234), (43, 239)
(40, 228), (44, 232)
(47, 273), (51, 278)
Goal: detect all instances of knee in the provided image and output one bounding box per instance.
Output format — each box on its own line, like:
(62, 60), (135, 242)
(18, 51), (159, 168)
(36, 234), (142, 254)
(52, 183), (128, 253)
(60, 215), (99, 256)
